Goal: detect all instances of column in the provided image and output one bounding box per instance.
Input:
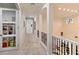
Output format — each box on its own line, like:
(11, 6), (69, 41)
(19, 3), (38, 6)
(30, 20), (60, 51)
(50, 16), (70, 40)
(47, 3), (53, 55)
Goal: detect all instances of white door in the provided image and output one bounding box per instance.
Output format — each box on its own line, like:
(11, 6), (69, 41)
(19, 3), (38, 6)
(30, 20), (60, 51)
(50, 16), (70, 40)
(26, 19), (33, 33)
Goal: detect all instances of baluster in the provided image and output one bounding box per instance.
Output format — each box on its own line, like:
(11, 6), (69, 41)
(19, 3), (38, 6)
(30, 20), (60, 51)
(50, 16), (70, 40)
(59, 39), (60, 55)
(61, 40), (64, 55)
(52, 36), (55, 54)
(76, 45), (78, 55)
(71, 43), (73, 55)
(59, 39), (62, 55)
(57, 38), (60, 55)
(63, 40), (64, 55)
(64, 41), (66, 55)
(69, 42), (71, 55)
(73, 44), (76, 55)
(54, 37), (57, 54)
(57, 38), (58, 55)
(66, 42), (70, 55)
(77, 45), (79, 55)
(60, 40), (62, 55)
(56, 38), (58, 55)
(52, 36), (53, 54)
(65, 41), (67, 55)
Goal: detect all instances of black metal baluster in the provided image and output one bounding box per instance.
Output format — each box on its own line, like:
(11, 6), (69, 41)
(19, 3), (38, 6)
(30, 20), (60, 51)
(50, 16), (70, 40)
(76, 45), (78, 55)
(66, 42), (69, 55)
(71, 43), (73, 55)
(59, 39), (60, 55)
(61, 40), (64, 55)
(64, 41), (66, 55)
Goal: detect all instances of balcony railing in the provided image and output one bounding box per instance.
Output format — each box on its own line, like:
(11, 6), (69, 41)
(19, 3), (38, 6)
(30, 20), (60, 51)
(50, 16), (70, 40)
(52, 35), (79, 55)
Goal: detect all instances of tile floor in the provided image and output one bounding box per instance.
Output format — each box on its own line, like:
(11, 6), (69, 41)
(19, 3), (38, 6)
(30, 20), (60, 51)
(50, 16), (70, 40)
(0, 33), (46, 55)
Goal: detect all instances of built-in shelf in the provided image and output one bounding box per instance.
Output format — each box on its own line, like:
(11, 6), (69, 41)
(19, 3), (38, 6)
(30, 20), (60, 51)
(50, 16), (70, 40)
(2, 22), (16, 24)
(3, 34), (16, 37)
(0, 47), (17, 51)
(0, 8), (18, 50)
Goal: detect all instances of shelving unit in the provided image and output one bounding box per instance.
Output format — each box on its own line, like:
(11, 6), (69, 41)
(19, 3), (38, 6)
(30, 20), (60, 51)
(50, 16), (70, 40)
(0, 8), (19, 51)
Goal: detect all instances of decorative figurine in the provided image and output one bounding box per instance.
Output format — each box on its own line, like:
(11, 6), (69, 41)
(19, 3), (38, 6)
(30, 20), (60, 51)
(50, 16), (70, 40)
(10, 37), (14, 47)
(2, 38), (7, 48)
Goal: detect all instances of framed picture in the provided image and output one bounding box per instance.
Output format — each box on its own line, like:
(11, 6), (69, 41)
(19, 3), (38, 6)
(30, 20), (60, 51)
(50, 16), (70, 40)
(66, 18), (73, 24)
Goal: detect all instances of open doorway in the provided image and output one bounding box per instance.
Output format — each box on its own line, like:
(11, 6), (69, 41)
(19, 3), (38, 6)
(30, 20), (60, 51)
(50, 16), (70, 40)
(25, 17), (36, 34)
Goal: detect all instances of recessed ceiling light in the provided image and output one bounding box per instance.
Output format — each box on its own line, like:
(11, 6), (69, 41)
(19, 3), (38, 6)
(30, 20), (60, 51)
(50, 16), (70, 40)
(67, 9), (70, 11)
(63, 8), (66, 11)
(71, 10), (74, 12)
(58, 8), (61, 10)
(74, 10), (78, 13)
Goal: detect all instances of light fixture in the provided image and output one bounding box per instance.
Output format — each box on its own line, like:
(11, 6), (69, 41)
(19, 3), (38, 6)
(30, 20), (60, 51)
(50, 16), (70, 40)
(63, 8), (66, 11)
(71, 10), (74, 12)
(58, 7), (78, 13)
(74, 10), (78, 13)
(58, 8), (61, 10)
(67, 9), (70, 11)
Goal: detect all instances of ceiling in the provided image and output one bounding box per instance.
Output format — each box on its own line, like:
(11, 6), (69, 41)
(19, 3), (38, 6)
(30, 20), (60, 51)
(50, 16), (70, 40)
(53, 3), (79, 19)
(19, 3), (45, 16)
(0, 3), (17, 9)
(19, 3), (79, 20)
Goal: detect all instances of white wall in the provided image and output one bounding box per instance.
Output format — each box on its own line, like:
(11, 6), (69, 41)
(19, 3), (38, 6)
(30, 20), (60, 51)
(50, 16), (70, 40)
(18, 11), (26, 48)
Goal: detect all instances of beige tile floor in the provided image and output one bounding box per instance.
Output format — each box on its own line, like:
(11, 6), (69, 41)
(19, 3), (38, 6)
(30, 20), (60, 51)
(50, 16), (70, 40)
(0, 34), (46, 55)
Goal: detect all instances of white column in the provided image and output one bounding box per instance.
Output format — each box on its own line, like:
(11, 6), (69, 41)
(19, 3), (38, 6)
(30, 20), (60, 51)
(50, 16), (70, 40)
(47, 3), (53, 55)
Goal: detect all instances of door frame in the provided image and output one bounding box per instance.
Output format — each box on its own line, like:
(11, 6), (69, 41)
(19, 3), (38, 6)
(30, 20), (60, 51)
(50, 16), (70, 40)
(25, 16), (36, 34)
(39, 3), (52, 55)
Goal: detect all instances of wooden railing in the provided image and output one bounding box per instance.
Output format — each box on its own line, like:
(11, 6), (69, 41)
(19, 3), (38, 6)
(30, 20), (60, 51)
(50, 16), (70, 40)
(52, 35), (79, 55)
